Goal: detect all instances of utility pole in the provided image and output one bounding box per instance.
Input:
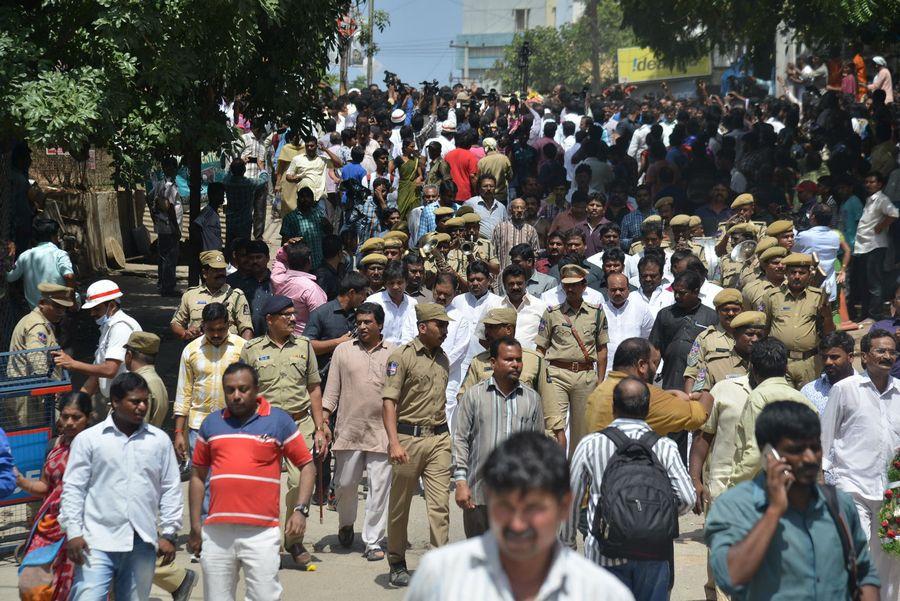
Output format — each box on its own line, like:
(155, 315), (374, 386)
(517, 39), (532, 94)
(366, 0), (375, 86)
(449, 41), (470, 85)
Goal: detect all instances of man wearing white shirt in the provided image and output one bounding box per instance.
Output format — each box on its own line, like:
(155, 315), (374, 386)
(451, 262), (503, 379)
(499, 265), (547, 351)
(634, 254), (675, 320)
(852, 172), (898, 320)
(821, 328), (900, 599)
(600, 274), (655, 376)
(420, 121), (457, 161)
(622, 222), (673, 284)
(434, 274), (473, 429)
(365, 262), (418, 346)
(671, 253), (721, 310)
(388, 109), (406, 159)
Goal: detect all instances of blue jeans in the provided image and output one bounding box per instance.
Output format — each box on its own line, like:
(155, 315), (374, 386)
(606, 559), (670, 601)
(71, 533), (156, 600)
(188, 428), (211, 521)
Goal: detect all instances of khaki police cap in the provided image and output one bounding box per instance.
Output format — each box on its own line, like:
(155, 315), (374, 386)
(444, 217), (465, 228)
(642, 215), (663, 226)
(731, 311), (767, 329)
(360, 253), (387, 267)
(415, 302), (452, 323)
(654, 196), (674, 210)
(200, 250), (228, 269)
(688, 216), (701, 228)
(383, 237), (403, 249)
(125, 331), (161, 355)
(461, 212), (481, 224)
(727, 222), (752, 236)
(455, 205), (475, 216)
(759, 246), (788, 263)
(560, 264), (588, 284)
(669, 214), (691, 227)
(383, 230), (409, 244)
(432, 232), (452, 244)
(781, 252), (815, 267)
(755, 236), (778, 255)
(482, 307), (518, 326)
(37, 283), (74, 307)
(359, 237), (385, 254)
(766, 220), (794, 236)
(713, 288), (743, 308)
(434, 207), (455, 218)
(731, 193), (755, 209)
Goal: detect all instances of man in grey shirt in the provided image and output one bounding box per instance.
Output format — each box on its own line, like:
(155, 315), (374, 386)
(509, 243), (557, 297)
(451, 336), (544, 538)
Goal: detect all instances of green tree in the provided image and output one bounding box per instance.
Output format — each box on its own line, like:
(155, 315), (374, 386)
(618, 0), (900, 66)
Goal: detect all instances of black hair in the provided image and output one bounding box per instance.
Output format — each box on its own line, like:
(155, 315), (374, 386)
(355, 301), (385, 326)
(613, 338), (652, 370)
(439, 179), (458, 198)
(338, 272), (370, 295)
(755, 401), (821, 450)
(109, 372), (149, 403)
(683, 255), (709, 280)
(599, 223), (621, 237)
(673, 270), (703, 292)
(640, 221), (664, 238)
(322, 234), (342, 259)
(811, 204), (833, 227)
(480, 431), (570, 499)
(866, 171), (885, 185)
(383, 260), (405, 283)
(350, 146), (365, 163)
(466, 260), (491, 279)
(402, 252), (424, 269)
(246, 239), (269, 257)
(750, 338), (788, 379)
(33, 218), (60, 242)
(819, 331), (854, 354)
(229, 158), (246, 177)
(373, 147), (389, 161)
(434, 272), (458, 289)
(489, 335), (521, 359)
(638, 253), (664, 273)
(284, 241), (312, 271)
(612, 376), (651, 418)
(201, 301), (229, 324)
(602, 247), (626, 264)
(509, 243), (535, 261)
(58, 391), (93, 417)
(564, 228), (587, 243)
(223, 361), (259, 387)
(501, 263), (527, 282)
(861, 328), (895, 353)
(670, 249), (694, 270)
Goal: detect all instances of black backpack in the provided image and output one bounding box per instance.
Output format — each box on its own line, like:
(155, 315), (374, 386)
(592, 427), (679, 561)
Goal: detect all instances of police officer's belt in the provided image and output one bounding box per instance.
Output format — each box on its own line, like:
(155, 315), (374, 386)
(397, 422), (449, 437)
(788, 349), (817, 360)
(549, 360), (595, 372)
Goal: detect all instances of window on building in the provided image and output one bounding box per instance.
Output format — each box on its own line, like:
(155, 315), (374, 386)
(514, 8), (530, 33)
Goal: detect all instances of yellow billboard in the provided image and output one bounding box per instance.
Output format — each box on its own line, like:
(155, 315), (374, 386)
(617, 47), (711, 83)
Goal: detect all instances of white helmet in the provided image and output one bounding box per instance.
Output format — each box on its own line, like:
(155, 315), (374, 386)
(81, 279), (123, 309)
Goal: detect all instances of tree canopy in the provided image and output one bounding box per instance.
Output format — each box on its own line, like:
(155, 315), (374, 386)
(0, 0), (347, 185)
(618, 0), (900, 66)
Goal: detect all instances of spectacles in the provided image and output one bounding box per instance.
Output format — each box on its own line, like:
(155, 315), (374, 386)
(869, 348), (899, 357)
(276, 311), (296, 319)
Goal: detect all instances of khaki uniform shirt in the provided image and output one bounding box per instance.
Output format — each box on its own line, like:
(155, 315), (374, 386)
(382, 337), (450, 426)
(240, 334), (320, 414)
(764, 285), (825, 352)
(534, 301), (609, 362)
(133, 365), (169, 428)
(738, 260), (761, 287)
(718, 256), (743, 288)
(684, 325), (735, 388)
(8, 308), (58, 378)
(702, 375), (752, 500)
(459, 348), (563, 431)
(742, 278), (777, 312)
(171, 283), (253, 335)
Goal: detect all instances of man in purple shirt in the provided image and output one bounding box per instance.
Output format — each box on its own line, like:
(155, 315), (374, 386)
(271, 241), (327, 335)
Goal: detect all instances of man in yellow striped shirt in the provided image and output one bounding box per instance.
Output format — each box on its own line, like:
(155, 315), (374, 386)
(173, 302), (246, 468)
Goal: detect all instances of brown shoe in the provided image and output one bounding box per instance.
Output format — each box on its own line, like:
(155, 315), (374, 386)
(288, 543), (312, 567)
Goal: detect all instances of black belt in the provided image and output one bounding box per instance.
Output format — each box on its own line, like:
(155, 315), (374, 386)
(788, 349), (817, 361)
(397, 422), (449, 437)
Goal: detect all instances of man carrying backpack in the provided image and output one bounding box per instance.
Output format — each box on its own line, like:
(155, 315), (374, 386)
(564, 377), (695, 601)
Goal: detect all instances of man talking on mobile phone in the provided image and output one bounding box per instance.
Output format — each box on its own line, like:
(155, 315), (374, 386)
(705, 401), (880, 600)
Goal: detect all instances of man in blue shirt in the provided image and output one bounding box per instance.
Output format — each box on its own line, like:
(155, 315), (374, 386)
(5, 217), (75, 308)
(800, 331), (855, 416)
(706, 401), (879, 600)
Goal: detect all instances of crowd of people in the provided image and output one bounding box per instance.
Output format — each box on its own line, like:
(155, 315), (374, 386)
(3, 47), (900, 601)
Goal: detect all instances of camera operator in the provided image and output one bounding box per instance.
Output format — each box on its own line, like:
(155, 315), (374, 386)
(344, 176), (395, 242)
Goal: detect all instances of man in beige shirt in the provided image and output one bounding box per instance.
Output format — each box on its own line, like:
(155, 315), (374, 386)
(323, 302), (395, 561)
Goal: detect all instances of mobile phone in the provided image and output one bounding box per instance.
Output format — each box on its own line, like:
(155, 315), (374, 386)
(761, 444), (792, 485)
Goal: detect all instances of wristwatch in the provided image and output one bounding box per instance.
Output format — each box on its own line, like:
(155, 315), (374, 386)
(294, 503), (310, 517)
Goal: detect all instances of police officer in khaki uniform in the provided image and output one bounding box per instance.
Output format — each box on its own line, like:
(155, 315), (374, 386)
(123, 332), (169, 427)
(359, 236), (386, 258)
(383, 237), (405, 262)
(239, 295), (327, 567)
(458, 307), (565, 445)
(738, 236), (778, 288)
(7, 283), (72, 426)
(534, 264), (609, 456)
(670, 214), (710, 272)
(422, 232), (459, 288)
(692, 311), (768, 393)
(360, 252), (387, 293)
(742, 246), (788, 312)
(683, 288), (744, 393)
(764, 253), (834, 388)
(382, 302), (452, 586)
(767, 219), (795, 251)
(716, 223), (756, 287)
(171, 250), (253, 341)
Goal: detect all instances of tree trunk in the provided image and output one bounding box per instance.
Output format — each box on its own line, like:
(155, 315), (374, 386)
(187, 149), (202, 286)
(585, 0), (602, 93)
(339, 39), (349, 95)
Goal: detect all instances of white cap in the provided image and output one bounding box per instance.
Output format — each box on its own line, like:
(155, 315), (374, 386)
(441, 120), (457, 133)
(348, 87), (361, 94)
(873, 56), (887, 67)
(390, 108), (406, 124)
(81, 279), (123, 309)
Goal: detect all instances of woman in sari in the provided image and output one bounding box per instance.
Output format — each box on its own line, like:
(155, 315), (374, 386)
(17, 392), (91, 601)
(394, 137), (424, 219)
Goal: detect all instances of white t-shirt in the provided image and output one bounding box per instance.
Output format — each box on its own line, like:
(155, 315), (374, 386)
(96, 309), (142, 398)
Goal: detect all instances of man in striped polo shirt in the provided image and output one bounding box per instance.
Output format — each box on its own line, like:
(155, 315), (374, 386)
(188, 362), (315, 600)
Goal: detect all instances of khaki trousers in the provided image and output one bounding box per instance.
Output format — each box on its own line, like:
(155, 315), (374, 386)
(786, 354), (821, 390)
(386, 433), (451, 565)
(283, 414), (316, 549)
(545, 365), (598, 456)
